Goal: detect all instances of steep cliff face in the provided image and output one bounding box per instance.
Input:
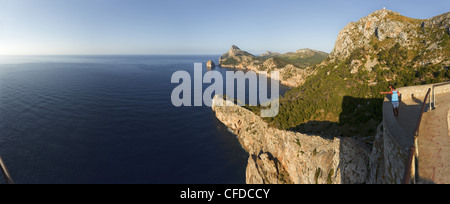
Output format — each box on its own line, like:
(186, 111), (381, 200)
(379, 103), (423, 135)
(219, 45), (258, 67)
(329, 9), (449, 68)
(212, 96), (370, 184)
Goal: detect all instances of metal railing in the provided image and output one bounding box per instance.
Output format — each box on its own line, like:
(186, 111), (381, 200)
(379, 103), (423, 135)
(430, 81), (450, 111)
(0, 155), (14, 184)
(403, 88), (431, 184)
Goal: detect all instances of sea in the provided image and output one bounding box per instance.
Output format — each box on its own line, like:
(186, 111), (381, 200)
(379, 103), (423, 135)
(0, 55), (288, 184)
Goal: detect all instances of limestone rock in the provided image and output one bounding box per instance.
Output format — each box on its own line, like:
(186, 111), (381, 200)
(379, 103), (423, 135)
(206, 60), (216, 68)
(329, 9), (450, 69)
(422, 12), (450, 29)
(350, 60), (362, 74)
(231, 45), (241, 50)
(246, 153), (292, 184)
(330, 9), (411, 61)
(212, 96), (370, 184)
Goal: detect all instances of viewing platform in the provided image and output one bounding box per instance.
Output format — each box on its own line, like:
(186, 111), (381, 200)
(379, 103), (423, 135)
(382, 82), (450, 184)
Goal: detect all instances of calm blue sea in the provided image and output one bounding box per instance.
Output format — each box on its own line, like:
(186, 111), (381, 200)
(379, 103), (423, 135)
(0, 55), (287, 184)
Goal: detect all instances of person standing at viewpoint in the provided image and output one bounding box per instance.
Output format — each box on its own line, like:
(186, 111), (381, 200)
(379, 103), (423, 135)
(381, 85), (402, 117)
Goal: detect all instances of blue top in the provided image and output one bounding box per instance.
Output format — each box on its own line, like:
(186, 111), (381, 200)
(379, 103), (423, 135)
(392, 91), (399, 102)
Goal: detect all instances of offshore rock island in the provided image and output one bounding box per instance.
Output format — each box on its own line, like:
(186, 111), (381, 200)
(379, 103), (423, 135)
(212, 9), (450, 184)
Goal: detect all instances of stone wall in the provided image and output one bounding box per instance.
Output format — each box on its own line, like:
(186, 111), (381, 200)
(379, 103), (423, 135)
(367, 100), (411, 184)
(397, 83), (450, 100)
(381, 119), (409, 183)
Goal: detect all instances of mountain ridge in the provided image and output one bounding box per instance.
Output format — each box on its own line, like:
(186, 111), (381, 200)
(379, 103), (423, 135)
(218, 45), (328, 87)
(329, 9), (449, 67)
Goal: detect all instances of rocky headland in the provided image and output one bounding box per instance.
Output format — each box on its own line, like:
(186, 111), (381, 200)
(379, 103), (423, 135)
(217, 45), (327, 87)
(212, 96), (371, 184)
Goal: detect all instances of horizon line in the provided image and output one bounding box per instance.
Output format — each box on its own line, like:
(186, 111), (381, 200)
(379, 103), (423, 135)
(0, 54), (226, 56)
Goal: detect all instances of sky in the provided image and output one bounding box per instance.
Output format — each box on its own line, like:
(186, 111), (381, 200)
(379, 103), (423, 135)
(0, 0), (448, 55)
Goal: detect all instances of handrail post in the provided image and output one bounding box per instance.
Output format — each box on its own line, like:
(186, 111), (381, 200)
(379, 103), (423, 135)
(414, 136), (419, 158)
(431, 81), (450, 111)
(429, 87), (432, 111)
(0, 155), (14, 184)
(433, 85), (436, 110)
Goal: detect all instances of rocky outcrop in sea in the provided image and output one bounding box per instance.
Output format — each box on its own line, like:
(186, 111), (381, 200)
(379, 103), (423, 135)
(206, 60), (216, 68)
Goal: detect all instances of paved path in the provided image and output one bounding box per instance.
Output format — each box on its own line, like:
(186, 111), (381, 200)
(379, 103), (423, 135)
(417, 93), (450, 184)
(397, 96), (423, 141)
(392, 92), (450, 184)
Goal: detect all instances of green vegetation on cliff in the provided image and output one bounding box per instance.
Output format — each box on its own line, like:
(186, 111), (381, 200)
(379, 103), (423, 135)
(246, 60), (389, 137)
(247, 11), (450, 137)
(221, 57), (240, 66)
(259, 50), (328, 68)
(265, 61), (387, 137)
(220, 46), (328, 70)
(260, 58), (448, 137)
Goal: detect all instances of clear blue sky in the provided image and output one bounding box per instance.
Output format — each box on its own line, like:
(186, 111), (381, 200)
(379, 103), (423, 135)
(0, 0), (448, 55)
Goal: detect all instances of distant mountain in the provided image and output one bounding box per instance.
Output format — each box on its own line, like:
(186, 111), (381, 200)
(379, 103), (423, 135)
(259, 49), (328, 68)
(259, 51), (281, 58)
(217, 45), (328, 87)
(219, 45), (257, 67)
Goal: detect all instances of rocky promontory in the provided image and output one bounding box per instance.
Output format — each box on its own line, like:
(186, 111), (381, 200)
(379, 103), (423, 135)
(218, 45), (326, 87)
(212, 96), (370, 184)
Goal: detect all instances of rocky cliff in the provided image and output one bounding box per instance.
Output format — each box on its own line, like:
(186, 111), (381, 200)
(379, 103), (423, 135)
(212, 96), (370, 184)
(329, 9), (449, 69)
(218, 45), (326, 87)
(268, 9), (449, 136)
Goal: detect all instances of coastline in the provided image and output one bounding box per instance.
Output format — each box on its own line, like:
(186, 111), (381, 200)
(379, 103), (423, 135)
(217, 64), (315, 88)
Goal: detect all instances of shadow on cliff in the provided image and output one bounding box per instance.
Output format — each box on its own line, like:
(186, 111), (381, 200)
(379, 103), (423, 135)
(292, 95), (432, 183)
(293, 96), (384, 138)
(290, 96), (385, 183)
